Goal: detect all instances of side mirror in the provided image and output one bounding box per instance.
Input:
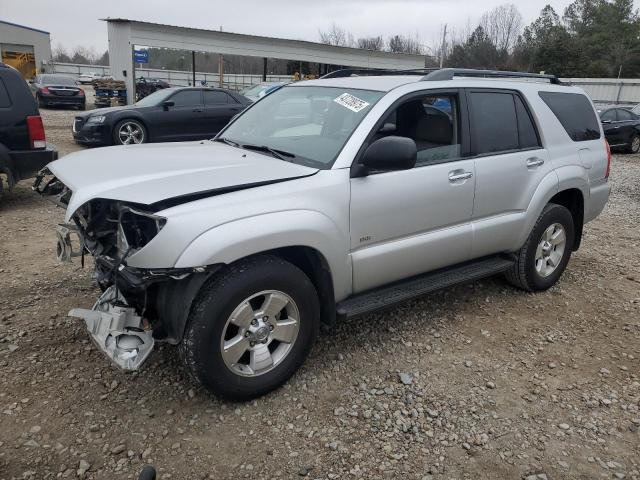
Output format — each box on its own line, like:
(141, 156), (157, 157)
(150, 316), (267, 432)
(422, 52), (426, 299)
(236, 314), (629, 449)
(354, 136), (417, 177)
(162, 100), (175, 111)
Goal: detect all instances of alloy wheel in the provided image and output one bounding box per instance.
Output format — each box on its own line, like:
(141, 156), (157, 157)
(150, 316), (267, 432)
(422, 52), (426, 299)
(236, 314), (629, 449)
(534, 223), (566, 277)
(220, 290), (300, 377)
(117, 121), (144, 144)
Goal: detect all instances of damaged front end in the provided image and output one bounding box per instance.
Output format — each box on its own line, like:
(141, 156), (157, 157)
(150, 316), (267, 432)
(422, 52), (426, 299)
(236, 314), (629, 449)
(34, 169), (219, 370)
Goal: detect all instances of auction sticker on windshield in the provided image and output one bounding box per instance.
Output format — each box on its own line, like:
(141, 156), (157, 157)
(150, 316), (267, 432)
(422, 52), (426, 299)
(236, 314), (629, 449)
(334, 93), (370, 113)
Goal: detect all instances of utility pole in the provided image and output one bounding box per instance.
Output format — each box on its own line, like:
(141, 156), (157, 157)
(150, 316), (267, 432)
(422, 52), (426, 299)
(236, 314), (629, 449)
(439, 24), (447, 69)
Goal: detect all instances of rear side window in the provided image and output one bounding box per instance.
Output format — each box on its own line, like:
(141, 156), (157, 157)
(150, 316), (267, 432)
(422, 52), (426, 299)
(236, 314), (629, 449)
(0, 78), (11, 108)
(470, 91), (519, 153)
(204, 90), (231, 105)
(617, 109), (636, 121)
(539, 92), (601, 141)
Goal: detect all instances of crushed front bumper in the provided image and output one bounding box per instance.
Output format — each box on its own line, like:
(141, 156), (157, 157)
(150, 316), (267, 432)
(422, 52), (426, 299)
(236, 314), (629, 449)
(68, 287), (154, 370)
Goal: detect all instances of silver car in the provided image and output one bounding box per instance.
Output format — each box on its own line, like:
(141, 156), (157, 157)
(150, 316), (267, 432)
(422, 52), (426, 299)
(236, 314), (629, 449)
(36, 69), (610, 400)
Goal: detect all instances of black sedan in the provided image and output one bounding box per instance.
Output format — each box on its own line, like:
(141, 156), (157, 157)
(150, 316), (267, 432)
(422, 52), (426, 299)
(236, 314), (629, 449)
(598, 106), (640, 154)
(29, 74), (85, 109)
(72, 87), (250, 146)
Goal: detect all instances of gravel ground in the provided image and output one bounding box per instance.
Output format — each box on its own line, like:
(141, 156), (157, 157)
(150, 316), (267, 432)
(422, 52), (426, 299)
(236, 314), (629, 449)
(0, 106), (638, 480)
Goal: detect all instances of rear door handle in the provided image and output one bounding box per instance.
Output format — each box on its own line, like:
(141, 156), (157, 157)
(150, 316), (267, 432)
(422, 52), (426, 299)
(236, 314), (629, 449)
(448, 171), (473, 182)
(193, 109), (203, 113)
(526, 157), (545, 168)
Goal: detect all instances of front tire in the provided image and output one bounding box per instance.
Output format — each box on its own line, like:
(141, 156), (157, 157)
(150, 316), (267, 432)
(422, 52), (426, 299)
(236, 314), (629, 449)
(505, 203), (575, 292)
(627, 134), (640, 154)
(113, 119), (146, 145)
(180, 255), (320, 401)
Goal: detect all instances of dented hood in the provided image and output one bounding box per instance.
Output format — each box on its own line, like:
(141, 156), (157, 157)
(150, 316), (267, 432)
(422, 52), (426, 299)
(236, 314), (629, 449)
(48, 141), (318, 220)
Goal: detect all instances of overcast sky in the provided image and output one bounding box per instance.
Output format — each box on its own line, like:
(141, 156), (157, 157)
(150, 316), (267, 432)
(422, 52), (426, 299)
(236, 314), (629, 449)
(2, 0), (584, 54)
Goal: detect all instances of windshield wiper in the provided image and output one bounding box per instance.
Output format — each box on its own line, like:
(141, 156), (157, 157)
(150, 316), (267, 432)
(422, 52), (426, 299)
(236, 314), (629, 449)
(241, 143), (296, 161)
(214, 137), (241, 148)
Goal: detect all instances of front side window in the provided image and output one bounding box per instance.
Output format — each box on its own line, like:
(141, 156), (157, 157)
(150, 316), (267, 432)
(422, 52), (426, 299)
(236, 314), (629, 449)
(170, 90), (203, 107)
(539, 91), (601, 141)
(220, 86), (384, 168)
(371, 93), (461, 167)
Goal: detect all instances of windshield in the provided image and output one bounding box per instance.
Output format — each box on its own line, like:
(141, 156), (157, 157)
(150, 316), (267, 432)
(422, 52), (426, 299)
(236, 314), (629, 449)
(219, 86), (384, 168)
(41, 75), (76, 86)
(242, 84), (271, 97)
(134, 89), (175, 107)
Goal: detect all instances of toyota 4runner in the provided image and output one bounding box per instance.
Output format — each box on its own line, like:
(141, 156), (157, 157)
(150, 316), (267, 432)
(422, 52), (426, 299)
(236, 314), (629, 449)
(35, 69), (610, 400)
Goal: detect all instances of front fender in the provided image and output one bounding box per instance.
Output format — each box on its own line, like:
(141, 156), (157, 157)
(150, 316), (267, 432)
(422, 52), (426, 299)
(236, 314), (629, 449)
(174, 210), (352, 300)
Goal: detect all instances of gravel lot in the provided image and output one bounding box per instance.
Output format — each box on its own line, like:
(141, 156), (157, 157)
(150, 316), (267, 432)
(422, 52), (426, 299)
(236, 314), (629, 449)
(0, 104), (638, 480)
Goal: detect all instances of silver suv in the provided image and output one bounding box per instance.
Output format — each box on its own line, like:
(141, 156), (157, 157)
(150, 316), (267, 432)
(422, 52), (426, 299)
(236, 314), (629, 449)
(36, 69), (611, 400)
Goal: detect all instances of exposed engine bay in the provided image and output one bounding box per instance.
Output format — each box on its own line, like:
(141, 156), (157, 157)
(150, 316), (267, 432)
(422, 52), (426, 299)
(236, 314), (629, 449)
(33, 169), (219, 369)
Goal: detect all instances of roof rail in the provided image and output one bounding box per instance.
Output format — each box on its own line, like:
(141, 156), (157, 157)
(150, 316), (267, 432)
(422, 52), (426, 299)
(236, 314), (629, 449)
(422, 68), (562, 85)
(322, 68), (438, 79)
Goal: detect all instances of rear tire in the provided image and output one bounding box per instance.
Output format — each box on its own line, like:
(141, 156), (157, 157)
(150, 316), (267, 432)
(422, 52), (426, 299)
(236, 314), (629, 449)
(37, 95), (45, 109)
(505, 203), (575, 292)
(179, 255), (320, 401)
(626, 134), (640, 154)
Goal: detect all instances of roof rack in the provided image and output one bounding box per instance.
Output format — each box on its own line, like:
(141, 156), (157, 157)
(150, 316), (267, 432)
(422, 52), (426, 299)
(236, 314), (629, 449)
(422, 68), (562, 85)
(322, 68), (438, 79)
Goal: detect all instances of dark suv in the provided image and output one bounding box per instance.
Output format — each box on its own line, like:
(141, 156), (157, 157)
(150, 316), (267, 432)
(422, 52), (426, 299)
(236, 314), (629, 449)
(0, 63), (57, 196)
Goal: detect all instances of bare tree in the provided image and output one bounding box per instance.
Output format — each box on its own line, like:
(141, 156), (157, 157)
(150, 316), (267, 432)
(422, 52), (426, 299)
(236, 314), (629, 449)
(319, 23), (354, 47)
(479, 3), (523, 52)
(52, 44), (71, 63)
(387, 34), (423, 54)
(357, 36), (384, 51)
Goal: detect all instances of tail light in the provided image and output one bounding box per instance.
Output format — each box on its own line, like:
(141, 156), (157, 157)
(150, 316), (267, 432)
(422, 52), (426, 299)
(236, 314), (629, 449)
(40, 87), (50, 94)
(27, 115), (46, 149)
(605, 139), (612, 180)
(77, 89), (85, 96)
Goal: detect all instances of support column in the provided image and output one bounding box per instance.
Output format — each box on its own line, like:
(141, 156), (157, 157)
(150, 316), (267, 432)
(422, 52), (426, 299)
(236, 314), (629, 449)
(262, 57), (267, 82)
(192, 51), (196, 86)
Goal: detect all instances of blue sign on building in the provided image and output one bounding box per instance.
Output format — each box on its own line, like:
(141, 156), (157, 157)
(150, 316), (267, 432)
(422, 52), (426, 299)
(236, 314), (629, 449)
(134, 50), (149, 64)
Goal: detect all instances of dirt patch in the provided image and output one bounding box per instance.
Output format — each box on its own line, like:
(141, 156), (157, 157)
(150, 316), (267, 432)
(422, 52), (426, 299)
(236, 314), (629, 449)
(0, 133), (638, 479)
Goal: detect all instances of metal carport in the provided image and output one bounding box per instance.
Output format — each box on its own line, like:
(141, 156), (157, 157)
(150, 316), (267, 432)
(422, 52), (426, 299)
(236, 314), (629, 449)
(104, 18), (425, 104)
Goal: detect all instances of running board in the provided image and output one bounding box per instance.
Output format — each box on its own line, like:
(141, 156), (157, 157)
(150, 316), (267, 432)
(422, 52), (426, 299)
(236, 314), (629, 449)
(336, 256), (514, 320)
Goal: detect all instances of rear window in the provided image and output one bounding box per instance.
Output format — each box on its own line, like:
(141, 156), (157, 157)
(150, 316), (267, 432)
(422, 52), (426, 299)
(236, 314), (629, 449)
(539, 92), (601, 141)
(40, 75), (77, 86)
(0, 78), (11, 108)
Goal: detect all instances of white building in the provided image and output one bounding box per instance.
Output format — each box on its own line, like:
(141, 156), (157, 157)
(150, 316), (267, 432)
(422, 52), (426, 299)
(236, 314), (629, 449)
(0, 19), (52, 79)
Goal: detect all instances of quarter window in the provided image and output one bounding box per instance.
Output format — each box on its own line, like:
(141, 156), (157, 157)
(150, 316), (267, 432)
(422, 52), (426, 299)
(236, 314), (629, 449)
(515, 96), (541, 149)
(470, 92), (519, 154)
(539, 91), (601, 141)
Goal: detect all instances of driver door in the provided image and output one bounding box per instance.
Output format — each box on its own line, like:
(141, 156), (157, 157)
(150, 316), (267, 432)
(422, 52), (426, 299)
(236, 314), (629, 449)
(349, 90), (476, 293)
(153, 89), (204, 142)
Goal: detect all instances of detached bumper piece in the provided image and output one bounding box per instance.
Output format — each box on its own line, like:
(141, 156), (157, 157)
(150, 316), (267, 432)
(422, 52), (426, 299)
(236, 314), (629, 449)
(68, 287), (154, 370)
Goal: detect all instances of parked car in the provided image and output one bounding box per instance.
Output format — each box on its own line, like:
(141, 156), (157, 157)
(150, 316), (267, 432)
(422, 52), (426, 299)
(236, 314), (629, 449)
(29, 74), (85, 109)
(36, 69), (610, 401)
(135, 77), (171, 101)
(72, 87), (250, 146)
(240, 81), (286, 102)
(77, 72), (101, 84)
(597, 106), (640, 153)
(0, 63), (57, 197)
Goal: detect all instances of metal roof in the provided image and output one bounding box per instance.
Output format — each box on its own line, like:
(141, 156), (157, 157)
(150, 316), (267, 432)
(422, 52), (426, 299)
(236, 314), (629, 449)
(0, 19), (49, 35)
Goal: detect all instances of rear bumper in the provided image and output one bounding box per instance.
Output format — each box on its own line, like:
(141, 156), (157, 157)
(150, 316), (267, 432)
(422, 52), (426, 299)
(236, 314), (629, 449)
(585, 180), (611, 223)
(6, 145), (58, 183)
(40, 94), (85, 106)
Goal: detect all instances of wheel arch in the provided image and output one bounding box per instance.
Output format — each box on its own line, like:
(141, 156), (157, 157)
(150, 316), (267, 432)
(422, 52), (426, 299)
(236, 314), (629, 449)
(548, 188), (585, 251)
